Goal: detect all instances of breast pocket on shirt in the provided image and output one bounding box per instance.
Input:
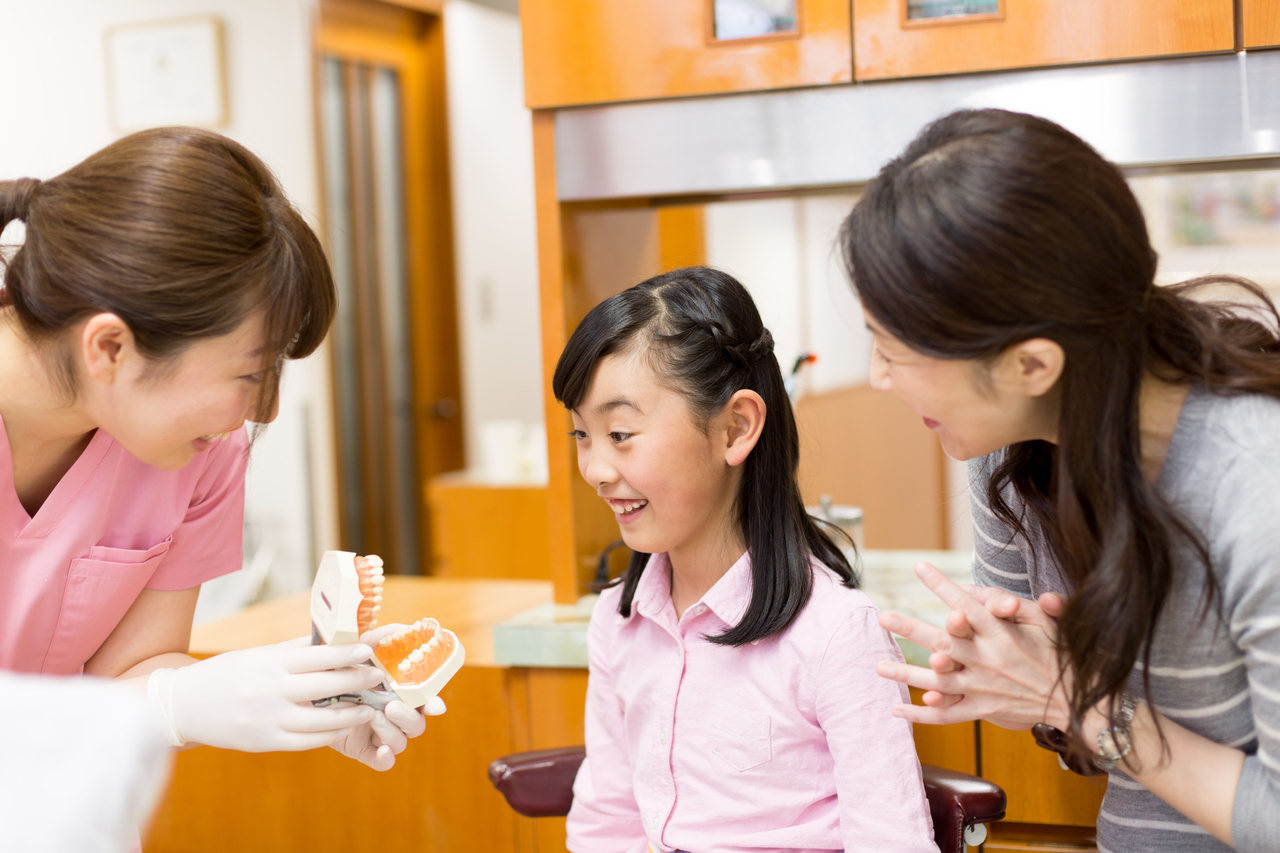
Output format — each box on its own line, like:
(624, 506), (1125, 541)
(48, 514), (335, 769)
(709, 703), (772, 772)
(44, 538), (173, 675)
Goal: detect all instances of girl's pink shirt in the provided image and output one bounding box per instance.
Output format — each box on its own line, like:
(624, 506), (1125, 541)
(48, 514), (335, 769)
(566, 551), (936, 853)
(0, 414), (248, 675)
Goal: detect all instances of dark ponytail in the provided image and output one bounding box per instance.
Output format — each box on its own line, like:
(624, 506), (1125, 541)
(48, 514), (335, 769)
(552, 266), (858, 646)
(840, 108), (1280, 746)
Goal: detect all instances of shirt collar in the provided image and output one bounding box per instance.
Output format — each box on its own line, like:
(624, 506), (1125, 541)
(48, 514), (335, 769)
(632, 550), (754, 629)
(700, 550), (753, 627)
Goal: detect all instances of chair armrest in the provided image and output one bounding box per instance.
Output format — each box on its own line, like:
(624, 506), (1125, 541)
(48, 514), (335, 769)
(488, 746), (587, 818)
(922, 764), (1007, 853)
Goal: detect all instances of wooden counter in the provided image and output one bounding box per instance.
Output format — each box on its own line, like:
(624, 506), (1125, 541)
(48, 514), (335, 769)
(188, 576), (553, 665)
(146, 578), (586, 853)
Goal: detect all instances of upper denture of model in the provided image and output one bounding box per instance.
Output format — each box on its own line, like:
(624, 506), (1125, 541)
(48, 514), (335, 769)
(355, 554), (385, 634)
(375, 618), (457, 685)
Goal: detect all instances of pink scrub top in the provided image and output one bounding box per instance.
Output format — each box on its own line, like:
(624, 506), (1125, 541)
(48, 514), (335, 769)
(0, 414), (249, 675)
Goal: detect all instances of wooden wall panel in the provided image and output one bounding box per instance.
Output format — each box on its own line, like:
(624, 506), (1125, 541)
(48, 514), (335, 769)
(980, 723), (1108, 826)
(854, 0), (1234, 81)
(521, 0), (853, 108)
(1244, 0), (1280, 47)
(795, 383), (948, 549)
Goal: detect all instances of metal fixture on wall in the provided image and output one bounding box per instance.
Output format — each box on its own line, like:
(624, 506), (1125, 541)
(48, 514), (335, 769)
(555, 50), (1280, 202)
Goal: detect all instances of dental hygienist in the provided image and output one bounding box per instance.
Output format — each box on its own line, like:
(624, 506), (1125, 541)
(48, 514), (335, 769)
(0, 128), (428, 769)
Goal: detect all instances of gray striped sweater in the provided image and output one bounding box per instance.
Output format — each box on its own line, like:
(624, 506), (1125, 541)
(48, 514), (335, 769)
(969, 384), (1280, 853)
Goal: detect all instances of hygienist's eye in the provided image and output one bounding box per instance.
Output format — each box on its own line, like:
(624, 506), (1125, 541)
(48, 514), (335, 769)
(241, 370), (267, 383)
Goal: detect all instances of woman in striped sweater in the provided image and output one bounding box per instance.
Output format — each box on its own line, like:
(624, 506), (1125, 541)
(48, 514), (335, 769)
(842, 108), (1280, 853)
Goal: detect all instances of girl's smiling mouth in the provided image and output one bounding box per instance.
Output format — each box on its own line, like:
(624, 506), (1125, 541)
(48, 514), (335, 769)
(605, 497), (649, 523)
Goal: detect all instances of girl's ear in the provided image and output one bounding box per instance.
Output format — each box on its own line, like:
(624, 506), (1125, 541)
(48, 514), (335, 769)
(80, 312), (135, 385)
(724, 389), (766, 467)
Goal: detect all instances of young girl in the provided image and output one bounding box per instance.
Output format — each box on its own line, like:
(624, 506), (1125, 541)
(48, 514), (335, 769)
(554, 267), (935, 853)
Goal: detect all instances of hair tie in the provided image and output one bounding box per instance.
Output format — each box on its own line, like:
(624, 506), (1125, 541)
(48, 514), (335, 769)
(1, 177), (41, 225)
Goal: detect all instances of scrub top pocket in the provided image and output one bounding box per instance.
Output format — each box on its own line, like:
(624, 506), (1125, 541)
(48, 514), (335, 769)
(43, 538), (173, 674)
(709, 703), (772, 771)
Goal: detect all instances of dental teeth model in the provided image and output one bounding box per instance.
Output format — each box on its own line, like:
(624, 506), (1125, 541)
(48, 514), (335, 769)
(354, 554), (384, 635)
(374, 618), (460, 686)
(310, 550), (465, 709)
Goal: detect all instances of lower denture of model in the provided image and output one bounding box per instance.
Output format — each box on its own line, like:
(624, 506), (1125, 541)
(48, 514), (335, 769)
(355, 555), (384, 635)
(376, 618), (456, 685)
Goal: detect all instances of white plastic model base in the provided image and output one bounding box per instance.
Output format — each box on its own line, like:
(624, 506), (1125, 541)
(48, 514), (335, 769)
(310, 550), (362, 645)
(372, 629), (466, 709)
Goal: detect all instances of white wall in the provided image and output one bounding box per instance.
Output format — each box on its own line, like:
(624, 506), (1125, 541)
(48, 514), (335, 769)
(443, 0), (545, 477)
(0, 0), (339, 614)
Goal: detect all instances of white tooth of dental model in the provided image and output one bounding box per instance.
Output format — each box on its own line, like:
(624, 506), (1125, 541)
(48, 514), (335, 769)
(398, 660), (412, 673)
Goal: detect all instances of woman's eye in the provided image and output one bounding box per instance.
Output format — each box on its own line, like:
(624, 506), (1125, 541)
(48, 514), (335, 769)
(241, 370), (267, 383)
(608, 432), (632, 443)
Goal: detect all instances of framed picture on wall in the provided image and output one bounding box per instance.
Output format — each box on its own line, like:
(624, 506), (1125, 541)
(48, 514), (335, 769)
(105, 16), (227, 132)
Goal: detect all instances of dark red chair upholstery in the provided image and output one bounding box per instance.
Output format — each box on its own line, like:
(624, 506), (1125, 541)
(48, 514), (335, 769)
(488, 746), (1006, 853)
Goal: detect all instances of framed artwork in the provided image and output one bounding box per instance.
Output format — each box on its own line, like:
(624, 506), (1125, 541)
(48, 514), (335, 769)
(105, 16), (227, 132)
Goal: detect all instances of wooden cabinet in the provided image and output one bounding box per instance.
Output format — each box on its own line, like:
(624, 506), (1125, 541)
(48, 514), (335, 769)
(853, 0), (1235, 81)
(1244, 0), (1280, 47)
(427, 473), (551, 580)
(980, 722), (1108, 826)
(520, 0), (852, 108)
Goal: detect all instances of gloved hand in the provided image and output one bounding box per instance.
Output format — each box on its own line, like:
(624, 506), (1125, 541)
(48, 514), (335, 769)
(147, 637), (385, 752)
(329, 623), (447, 771)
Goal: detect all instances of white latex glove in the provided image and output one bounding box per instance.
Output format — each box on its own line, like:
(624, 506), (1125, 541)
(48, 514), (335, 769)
(330, 623), (447, 771)
(147, 636), (385, 752)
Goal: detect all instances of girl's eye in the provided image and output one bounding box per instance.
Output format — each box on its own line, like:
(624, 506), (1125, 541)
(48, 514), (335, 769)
(608, 432), (632, 443)
(569, 429), (587, 440)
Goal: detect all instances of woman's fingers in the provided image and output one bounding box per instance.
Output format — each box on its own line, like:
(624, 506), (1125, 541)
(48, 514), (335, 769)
(1039, 592), (1068, 618)
(281, 665), (385, 702)
(945, 608), (975, 640)
(384, 699), (428, 738)
(876, 660), (955, 694)
(279, 703), (377, 734)
(921, 689), (964, 709)
(370, 708), (411, 754)
(360, 623), (407, 648)
(890, 702), (981, 727)
(929, 650), (963, 673)
(280, 641), (374, 674)
(914, 562), (1003, 637)
(880, 611), (953, 652)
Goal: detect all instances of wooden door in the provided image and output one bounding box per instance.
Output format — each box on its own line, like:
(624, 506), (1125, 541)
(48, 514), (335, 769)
(317, 0), (464, 575)
(853, 0), (1234, 81)
(1244, 0), (1280, 47)
(520, 0), (853, 108)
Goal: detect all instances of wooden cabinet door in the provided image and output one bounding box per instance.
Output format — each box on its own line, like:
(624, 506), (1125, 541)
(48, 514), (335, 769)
(1244, 0), (1280, 47)
(980, 722), (1108, 826)
(853, 0), (1234, 81)
(521, 0), (852, 108)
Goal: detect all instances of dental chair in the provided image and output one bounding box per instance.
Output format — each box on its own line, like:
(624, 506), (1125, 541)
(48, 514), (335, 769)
(489, 746), (1006, 853)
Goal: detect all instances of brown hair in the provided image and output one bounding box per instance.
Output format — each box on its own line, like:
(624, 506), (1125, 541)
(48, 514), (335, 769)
(840, 109), (1280, 753)
(0, 126), (336, 422)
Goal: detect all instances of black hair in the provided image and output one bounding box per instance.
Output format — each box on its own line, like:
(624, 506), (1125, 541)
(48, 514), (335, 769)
(552, 266), (858, 646)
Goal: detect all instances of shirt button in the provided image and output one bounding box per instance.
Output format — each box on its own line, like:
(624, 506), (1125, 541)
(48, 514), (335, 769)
(695, 604), (706, 614)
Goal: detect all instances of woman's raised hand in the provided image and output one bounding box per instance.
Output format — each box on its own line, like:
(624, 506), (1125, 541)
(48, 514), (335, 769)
(874, 563), (1071, 731)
